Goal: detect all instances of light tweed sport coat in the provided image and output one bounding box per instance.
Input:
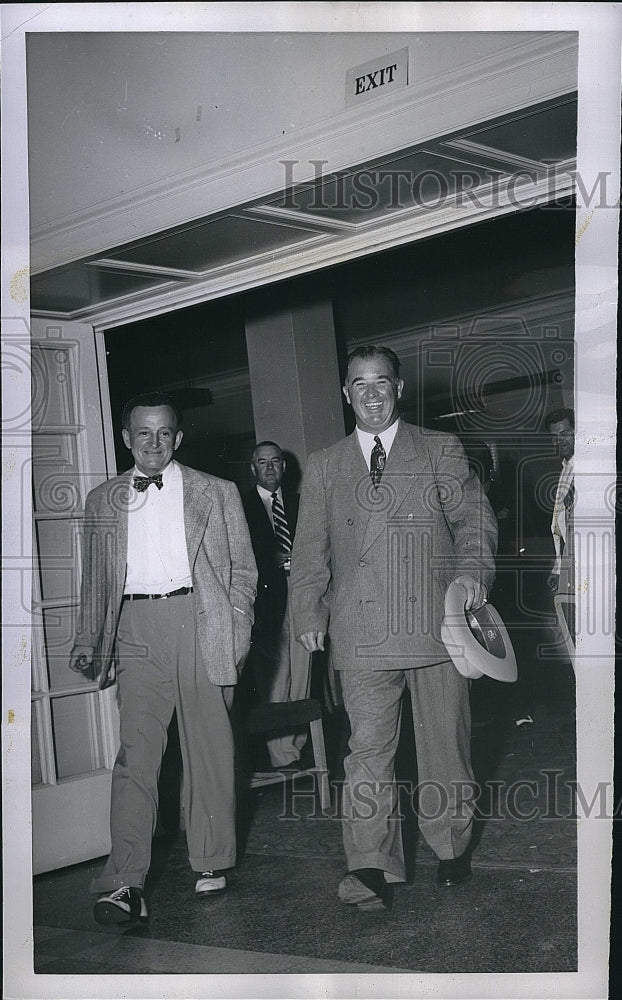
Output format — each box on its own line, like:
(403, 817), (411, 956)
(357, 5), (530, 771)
(75, 463), (258, 688)
(290, 421), (498, 670)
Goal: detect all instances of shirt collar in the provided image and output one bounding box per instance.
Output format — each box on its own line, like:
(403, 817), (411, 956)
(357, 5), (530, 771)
(132, 459), (178, 483)
(355, 418), (400, 451)
(257, 483), (282, 501)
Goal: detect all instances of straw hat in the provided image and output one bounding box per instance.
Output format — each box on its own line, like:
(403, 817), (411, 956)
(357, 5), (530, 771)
(441, 580), (517, 682)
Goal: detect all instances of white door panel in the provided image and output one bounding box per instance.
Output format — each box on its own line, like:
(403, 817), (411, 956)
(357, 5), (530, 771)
(31, 317), (119, 874)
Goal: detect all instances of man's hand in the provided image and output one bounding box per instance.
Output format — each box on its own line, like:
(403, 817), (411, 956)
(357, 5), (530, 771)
(453, 575), (488, 612)
(69, 645), (95, 674)
(547, 573), (560, 593)
(297, 631), (325, 653)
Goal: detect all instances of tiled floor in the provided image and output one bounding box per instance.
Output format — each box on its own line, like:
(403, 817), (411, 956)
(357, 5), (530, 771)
(31, 666), (578, 979)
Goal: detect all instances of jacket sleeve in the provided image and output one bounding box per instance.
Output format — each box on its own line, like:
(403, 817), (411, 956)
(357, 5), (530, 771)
(74, 489), (106, 648)
(223, 481), (258, 622)
(433, 434), (498, 589)
(289, 450), (332, 637)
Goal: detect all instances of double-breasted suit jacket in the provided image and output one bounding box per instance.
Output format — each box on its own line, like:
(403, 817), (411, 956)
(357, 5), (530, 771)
(290, 421), (498, 668)
(76, 463), (258, 688)
(241, 487), (299, 642)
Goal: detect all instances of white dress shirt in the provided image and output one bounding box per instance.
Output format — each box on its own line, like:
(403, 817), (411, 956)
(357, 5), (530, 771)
(125, 460), (192, 595)
(256, 483), (284, 527)
(356, 418), (400, 469)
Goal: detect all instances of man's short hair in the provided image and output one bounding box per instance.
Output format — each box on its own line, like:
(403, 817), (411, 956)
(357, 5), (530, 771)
(545, 407), (575, 430)
(345, 345), (401, 382)
(121, 392), (183, 430)
(251, 440), (283, 463)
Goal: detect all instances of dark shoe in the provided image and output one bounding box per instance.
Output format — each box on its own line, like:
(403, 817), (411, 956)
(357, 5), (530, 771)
(437, 855), (472, 887)
(195, 870), (227, 895)
(94, 886), (147, 924)
(338, 868), (391, 911)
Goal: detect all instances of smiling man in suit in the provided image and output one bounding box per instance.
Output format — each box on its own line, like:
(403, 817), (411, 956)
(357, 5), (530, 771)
(242, 441), (311, 767)
(290, 345), (497, 910)
(69, 391), (257, 924)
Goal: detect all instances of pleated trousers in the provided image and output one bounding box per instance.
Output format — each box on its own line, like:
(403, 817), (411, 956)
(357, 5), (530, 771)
(339, 659), (475, 883)
(90, 592), (236, 893)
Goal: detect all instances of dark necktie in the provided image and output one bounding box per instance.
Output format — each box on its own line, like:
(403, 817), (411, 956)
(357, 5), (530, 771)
(370, 436), (386, 487)
(563, 482), (575, 512)
(133, 473), (163, 492)
(271, 492), (292, 553)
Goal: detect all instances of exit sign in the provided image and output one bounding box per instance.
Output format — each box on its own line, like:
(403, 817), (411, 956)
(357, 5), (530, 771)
(346, 48), (409, 106)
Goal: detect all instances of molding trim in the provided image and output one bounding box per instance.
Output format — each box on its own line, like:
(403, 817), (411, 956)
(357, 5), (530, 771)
(30, 33), (578, 275)
(346, 288), (576, 358)
(31, 167), (576, 330)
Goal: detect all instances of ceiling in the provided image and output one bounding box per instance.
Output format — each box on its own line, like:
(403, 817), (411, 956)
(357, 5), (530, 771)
(30, 92), (577, 320)
(26, 31), (578, 323)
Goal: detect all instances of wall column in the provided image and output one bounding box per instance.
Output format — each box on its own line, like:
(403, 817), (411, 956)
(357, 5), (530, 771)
(245, 293), (345, 476)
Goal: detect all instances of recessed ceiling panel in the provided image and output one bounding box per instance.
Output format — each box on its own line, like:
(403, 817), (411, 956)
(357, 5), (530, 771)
(455, 99), (577, 162)
(110, 215), (320, 273)
(266, 149), (504, 225)
(30, 264), (171, 313)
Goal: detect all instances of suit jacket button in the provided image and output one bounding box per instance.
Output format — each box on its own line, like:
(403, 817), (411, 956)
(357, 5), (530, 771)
(409, 596), (417, 603)
(407, 513), (414, 520)
(347, 518), (354, 525)
(359, 559), (366, 567)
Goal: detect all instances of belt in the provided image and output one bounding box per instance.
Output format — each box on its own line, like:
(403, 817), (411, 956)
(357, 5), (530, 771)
(123, 586), (193, 601)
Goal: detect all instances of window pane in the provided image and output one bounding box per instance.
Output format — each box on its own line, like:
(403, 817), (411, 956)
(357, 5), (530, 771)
(35, 519), (80, 603)
(42, 606), (85, 692)
(52, 694), (102, 779)
(32, 435), (82, 515)
(32, 704), (43, 785)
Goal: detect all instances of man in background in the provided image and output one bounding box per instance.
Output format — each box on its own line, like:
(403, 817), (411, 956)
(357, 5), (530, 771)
(69, 391), (257, 924)
(242, 441), (311, 768)
(545, 408), (575, 659)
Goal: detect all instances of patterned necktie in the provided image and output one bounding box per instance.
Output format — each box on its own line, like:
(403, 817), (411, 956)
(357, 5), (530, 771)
(271, 492), (292, 553)
(133, 473), (163, 492)
(370, 436), (386, 487)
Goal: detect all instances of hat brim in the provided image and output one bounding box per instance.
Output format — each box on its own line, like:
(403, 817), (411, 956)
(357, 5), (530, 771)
(441, 581), (518, 682)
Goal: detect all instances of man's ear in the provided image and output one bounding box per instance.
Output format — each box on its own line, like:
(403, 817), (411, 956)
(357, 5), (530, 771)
(396, 379), (404, 400)
(174, 429), (184, 450)
(343, 383), (351, 405)
(122, 428), (131, 450)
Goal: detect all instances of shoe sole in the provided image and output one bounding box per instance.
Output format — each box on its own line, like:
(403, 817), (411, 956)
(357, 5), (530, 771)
(195, 885), (227, 897)
(338, 874), (390, 911)
(93, 901), (147, 925)
(437, 872), (473, 888)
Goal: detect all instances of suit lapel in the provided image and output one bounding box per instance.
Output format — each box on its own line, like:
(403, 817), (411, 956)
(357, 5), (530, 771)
(334, 434), (372, 555)
(181, 465), (213, 565)
(359, 422), (430, 556)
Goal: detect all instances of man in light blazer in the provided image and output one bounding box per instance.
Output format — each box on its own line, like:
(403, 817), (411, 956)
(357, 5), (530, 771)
(290, 345), (497, 911)
(69, 391), (257, 924)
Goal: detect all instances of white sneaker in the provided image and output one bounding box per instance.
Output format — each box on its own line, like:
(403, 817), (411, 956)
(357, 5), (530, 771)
(93, 886), (148, 924)
(195, 870), (227, 895)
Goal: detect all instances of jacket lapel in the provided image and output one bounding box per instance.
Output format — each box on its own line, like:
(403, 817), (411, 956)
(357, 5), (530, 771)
(181, 465), (213, 566)
(334, 434), (369, 554)
(109, 471), (132, 595)
(359, 422), (430, 557)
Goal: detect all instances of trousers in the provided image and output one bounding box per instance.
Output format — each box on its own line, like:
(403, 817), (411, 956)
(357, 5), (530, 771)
(339, 659), (475, 883)
(250, 591), (311, 767)
(90, 593), (236, 893)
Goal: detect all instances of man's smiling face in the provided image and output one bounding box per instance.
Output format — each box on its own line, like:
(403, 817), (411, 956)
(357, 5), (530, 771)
(343, 355), (403, 434)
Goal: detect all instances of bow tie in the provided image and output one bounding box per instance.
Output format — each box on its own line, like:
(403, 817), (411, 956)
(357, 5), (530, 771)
(133, 473), (163, 492)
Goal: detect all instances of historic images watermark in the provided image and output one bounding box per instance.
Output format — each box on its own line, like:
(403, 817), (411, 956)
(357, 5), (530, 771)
(278, 160), (619, 213)
(277, 771), (616, 824)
